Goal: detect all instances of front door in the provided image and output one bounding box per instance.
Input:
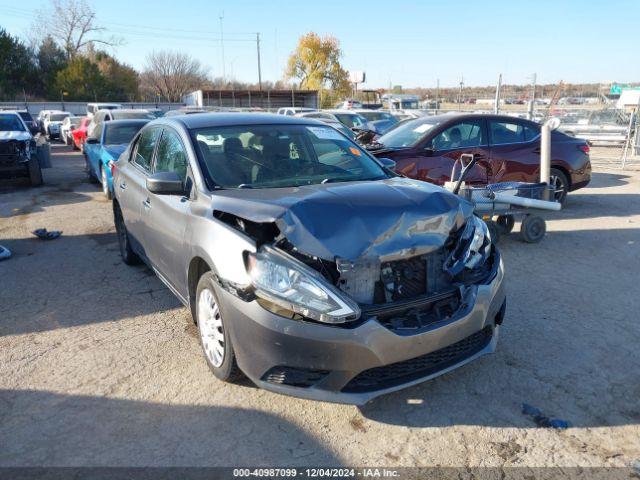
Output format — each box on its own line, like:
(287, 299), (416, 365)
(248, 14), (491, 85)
(141, 127), (192, 296)
(418, 118), (490, 185)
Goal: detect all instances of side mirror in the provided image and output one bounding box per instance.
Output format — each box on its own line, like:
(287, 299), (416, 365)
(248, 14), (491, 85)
(146, 171), (185, 195)
(85, 137), (99, 144)
(423, 147), (435, 156)
(378, 157), (397, 172)
(29, 125), (39, 135)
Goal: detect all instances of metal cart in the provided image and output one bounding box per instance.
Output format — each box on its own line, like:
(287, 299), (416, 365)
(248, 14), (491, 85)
(446, 154), (561, 243)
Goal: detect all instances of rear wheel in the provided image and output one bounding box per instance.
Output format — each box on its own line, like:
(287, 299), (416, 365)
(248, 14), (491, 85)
(550, 168), (569, 204)
(496, 215), (515, 234)
(486, 220), (500, 244)
(520, 215), (546, 243)
(114, 203), (140, 265)
(196, 272), (243, 382)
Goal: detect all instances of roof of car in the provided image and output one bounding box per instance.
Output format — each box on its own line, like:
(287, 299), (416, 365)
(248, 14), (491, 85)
(103, 119), (151, 127)
(165, 112), (323, 129)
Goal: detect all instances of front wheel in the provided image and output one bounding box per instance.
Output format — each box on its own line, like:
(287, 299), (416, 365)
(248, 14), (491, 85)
(196, 272), (243, 382)
(28, 158), (43, 186)
(101, 165), (113, 200)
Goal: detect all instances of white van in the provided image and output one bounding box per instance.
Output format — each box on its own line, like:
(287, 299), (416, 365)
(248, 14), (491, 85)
(86, 103), (122, 118)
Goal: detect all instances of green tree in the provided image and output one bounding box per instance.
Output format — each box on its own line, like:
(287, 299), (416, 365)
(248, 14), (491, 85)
(285, 32), (351, 107)
(54, 56), (105, 100)
(0, 28), (37, 100)
(92, 50), (139, 101)
(36, 36), (68, 98)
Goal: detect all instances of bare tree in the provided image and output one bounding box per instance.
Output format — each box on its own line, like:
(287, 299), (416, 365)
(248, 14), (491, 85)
(34, 0), (120, 59)
(140, 51), (208, 103)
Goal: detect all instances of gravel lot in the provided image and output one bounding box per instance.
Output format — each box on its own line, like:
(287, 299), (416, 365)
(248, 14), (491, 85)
(1, 144), (639, 468)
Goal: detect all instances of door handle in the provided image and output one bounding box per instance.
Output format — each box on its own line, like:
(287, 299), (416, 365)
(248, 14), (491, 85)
(119, 182), (127, 190)
(142, 198), (151, 209)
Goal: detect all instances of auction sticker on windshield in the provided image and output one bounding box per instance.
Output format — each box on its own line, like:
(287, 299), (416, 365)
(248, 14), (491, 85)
(306, 126), (345, 140)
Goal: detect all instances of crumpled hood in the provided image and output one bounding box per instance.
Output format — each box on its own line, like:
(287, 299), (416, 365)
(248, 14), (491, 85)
(211, 177), (473, 261)
(104, 145), (127, 159)
(0, 131), (31, 142)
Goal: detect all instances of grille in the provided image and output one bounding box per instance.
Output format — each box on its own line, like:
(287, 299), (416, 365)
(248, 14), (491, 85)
(342, 327), (493, 393)
(372, 290), (462, 334)
(0, 141), (21, 155)
(262, 366), (330, 388)
(381, 256), (427, 300)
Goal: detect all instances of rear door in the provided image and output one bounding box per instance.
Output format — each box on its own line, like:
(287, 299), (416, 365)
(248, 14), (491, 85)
(141, 127), (192, 295)
(116, 126), (162, 258)
(419, 118), (490, 185)
(487, 119), (540, 183)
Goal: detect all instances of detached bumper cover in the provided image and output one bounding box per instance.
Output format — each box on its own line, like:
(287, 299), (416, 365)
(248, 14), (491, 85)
(219, 252), (506, 405)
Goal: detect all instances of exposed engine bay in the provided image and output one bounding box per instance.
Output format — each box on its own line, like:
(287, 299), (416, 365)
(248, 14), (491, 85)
(212, 177), (496, 330)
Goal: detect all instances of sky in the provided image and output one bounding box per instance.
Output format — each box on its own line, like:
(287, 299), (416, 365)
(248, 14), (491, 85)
(1, 0), (639, 89)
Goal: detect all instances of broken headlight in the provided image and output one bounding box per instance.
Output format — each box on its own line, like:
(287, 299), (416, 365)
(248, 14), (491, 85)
(246, 246), (360, 324)
(444, 216), (492, 277)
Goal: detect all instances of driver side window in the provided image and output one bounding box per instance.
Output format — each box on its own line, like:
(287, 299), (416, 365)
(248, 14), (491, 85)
(154, 129), (188, 182)
(431, 121), (485, 151)
(132, 127), (160, 173)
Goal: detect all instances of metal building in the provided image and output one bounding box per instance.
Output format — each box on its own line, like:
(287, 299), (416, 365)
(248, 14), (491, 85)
(183, 89), (319, 110)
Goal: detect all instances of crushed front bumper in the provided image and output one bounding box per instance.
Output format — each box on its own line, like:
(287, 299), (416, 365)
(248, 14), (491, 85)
(218, 252), (506, 405)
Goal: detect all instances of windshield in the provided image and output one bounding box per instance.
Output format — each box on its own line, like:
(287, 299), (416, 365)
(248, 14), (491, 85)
(359, 111), (396, 122)
(334, 113), (368, 129)
(104, 124), (144, 144)
(191, 124), (388, 189)
(18, 112), (33, 122)
(51, 113), (70, 121)
(0, 114), (25, 132)
(377, 117), (441, 148)
(112, 111), (156, 120)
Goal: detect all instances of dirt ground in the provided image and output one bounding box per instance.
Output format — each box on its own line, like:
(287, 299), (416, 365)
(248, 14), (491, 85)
(0, 144), (639, 469)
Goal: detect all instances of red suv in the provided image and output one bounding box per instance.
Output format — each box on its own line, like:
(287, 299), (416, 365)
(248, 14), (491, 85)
(368, 114), (591, 202)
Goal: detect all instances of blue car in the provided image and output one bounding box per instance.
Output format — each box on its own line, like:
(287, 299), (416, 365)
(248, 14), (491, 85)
(84, 119), (150, 199)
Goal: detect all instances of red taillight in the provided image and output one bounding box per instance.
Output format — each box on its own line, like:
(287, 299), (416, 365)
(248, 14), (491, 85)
(578, 144), (590, 155)
(108, 160), (116, 177)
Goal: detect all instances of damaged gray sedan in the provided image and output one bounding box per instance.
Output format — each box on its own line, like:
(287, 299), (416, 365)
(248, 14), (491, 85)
(112, 113), (506, 405)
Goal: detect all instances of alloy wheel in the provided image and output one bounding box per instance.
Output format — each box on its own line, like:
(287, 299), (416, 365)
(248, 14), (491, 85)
(550, 174), (566, 201)
(198, 288), (225, 368)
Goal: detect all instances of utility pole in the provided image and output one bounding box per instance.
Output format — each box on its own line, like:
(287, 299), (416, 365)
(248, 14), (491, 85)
(435, 78), (439, 112)
(219, 13), (226, 84)
(494, 73), (502, 114)
(458, 75), (464, 106)
(256, 32), (263, 91)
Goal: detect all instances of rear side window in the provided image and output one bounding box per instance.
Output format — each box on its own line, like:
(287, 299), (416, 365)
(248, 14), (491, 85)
(489, 121), (537, 144)
(133, 127), (161, 172)
(154, 129), (188, 182)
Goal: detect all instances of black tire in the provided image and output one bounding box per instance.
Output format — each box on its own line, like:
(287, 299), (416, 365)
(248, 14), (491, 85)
(196, 272), (243, 382)
(550, 168), (569, 204)
(496, 215), (515, 234)
(114, 202), (140, 265)
(520, 215), (546, 243)
(486, 220), (500, 244)
(72, 139), (79, 151)
(101, 165), (113, 200)
(28, 158), (43, 187)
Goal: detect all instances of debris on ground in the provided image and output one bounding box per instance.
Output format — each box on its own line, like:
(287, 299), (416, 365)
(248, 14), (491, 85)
(0, 245), (11, 261)
(522, 403), (571, 429)
(32, 229), (62, 240)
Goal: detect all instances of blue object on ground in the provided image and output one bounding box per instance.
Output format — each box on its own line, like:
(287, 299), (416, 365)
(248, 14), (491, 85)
(0, 245), (11, 261)
(522, 403), (571, 429)
(32, 228), (62, 240)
